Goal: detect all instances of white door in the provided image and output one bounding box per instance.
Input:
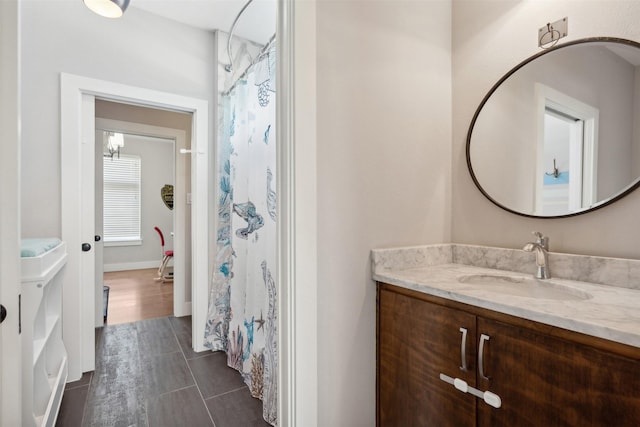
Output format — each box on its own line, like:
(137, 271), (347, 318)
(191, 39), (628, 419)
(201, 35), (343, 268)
(80, 95), (97, 371)
(1, 0), (22, 423)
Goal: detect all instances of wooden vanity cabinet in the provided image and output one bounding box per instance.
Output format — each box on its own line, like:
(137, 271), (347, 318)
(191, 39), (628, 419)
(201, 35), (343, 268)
(378, 286), (477, 426)
(377, 283), (640, 427)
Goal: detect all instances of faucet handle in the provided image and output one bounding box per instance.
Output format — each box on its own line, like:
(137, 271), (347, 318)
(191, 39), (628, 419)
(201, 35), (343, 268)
(531, 231), (549, 250)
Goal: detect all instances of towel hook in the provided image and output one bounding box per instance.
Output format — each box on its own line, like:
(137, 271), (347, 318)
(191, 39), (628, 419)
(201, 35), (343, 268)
(538, 17), (568, 49)
(539, 23), (560, 49)
(545, 158), (561, 179)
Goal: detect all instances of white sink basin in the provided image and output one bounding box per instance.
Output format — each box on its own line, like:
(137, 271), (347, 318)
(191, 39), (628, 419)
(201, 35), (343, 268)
(457, 274), (592, 301)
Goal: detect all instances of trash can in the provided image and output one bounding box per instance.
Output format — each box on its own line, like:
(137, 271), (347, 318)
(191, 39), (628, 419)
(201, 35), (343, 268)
(103, 285), (110, 322)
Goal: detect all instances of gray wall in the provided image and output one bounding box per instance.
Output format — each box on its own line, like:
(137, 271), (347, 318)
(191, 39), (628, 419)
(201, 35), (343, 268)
(452, 0), (640, 258)
(20, 1), (216, 239)
(100, 134), (174, 269)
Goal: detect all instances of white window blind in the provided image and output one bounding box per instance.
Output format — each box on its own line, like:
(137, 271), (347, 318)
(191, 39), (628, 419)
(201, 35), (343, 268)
(103, 154), (141, 243)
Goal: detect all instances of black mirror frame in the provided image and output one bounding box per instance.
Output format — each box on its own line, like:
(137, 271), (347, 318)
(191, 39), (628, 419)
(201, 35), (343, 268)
(466, 37), (640, 219)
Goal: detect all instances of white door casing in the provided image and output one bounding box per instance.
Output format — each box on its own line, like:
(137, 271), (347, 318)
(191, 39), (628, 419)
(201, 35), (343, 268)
(277, 1), (319, 425)
(61, 73), (209, 381)
(0, 0), (22, 424)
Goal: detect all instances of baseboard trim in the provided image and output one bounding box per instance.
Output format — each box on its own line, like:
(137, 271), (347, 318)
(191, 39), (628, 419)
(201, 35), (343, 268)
(103, 260), (162, 272)
(175, 302), (192, 317)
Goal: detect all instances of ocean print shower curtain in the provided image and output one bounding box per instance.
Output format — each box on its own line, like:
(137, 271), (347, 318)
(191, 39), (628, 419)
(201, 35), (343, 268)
(204, 50), (277, 426)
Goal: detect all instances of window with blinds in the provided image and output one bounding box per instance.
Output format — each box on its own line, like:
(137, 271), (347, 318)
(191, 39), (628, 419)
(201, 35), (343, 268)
(103, 154), (142, 244)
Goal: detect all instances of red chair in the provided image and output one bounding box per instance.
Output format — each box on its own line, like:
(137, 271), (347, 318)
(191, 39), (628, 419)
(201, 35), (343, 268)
(154, 226), (174, 282)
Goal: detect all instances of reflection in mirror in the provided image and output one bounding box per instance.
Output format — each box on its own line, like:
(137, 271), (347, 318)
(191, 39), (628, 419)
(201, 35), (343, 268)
(467, 38), (640, 218)
(537, 85), (598, 215)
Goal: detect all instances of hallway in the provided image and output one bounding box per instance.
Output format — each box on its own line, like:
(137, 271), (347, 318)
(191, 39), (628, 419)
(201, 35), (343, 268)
(55, 316), (270, 426)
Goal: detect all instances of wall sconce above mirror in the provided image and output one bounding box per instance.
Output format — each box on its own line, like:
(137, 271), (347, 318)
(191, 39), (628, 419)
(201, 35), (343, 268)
(466, 37), (640, 218)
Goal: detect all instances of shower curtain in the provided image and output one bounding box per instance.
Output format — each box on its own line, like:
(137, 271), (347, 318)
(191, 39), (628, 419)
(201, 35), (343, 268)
(204, 50), (277, 426)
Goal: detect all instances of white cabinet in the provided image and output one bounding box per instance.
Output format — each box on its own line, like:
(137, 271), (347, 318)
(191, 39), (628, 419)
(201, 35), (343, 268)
(21, 241), (68, 427)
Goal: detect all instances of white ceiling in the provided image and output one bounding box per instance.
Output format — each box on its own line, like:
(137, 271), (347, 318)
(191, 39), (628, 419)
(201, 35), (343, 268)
(131, 0), (276, 45)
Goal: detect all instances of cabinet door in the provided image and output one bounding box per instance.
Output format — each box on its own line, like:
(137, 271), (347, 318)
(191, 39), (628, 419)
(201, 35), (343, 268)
(476, 317), (640, 427)
(378, 288), (477, 426)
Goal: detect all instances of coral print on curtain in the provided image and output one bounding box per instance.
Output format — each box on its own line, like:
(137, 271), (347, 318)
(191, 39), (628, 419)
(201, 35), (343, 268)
(205, 49), (278, 426)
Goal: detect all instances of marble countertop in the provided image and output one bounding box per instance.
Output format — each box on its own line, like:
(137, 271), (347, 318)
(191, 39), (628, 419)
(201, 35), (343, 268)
(372, 244), (640, 349)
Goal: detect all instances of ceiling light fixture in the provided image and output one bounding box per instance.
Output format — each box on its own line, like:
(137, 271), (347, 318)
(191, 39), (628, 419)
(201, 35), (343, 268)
(83, 0), (130, 18)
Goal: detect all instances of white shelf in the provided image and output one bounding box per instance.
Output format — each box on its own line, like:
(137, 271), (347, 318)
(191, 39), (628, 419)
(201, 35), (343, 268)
(21, 240), (68, 427)
(33, 315), (60, 366)
(42, 356), (67, 427)
(21, 242), (67, 283)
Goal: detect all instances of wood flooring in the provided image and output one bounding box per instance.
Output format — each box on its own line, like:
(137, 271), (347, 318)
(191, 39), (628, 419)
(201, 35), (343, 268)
(103, 268), (173, 325)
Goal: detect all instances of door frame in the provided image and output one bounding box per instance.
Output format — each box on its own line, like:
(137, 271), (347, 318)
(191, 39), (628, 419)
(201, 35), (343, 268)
(535, 83), (599, 214)
(61, 73), (209, 381)
(0, 0), (22, 424)
(95, 118), (190, 320)
(277, 1), (319, 425)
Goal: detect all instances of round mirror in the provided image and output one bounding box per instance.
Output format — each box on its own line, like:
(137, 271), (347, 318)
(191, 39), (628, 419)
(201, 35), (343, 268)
(467, 37), (640, 218)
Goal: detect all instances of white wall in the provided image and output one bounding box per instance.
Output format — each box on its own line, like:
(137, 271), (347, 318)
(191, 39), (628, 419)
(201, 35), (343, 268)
(316, 1), (452, 425)
(101, 134), (174, 270)
(452, 1), (640, 258)
(20, 1), (216, 239)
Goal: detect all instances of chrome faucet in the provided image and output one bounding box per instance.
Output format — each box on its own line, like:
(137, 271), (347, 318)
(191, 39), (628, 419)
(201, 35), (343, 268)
(523, 231), (550, 279)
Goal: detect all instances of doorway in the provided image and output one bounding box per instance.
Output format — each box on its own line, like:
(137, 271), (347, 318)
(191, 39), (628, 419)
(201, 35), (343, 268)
(95, 123), (184, 326)
(61, 74), (210, 381)
(535, 83), (599, 215)
(95, 105), (191, 326)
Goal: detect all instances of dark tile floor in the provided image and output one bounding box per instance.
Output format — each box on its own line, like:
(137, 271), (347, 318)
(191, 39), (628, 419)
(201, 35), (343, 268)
(55, 316), (270, 427)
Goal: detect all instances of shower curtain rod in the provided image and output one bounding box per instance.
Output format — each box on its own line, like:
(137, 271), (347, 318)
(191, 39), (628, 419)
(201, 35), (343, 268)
(223, 33), (276, 97)
(225, 0), (254, 73)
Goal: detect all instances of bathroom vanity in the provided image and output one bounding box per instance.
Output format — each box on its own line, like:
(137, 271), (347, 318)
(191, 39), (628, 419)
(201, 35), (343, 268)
(374, 244), (640, 427)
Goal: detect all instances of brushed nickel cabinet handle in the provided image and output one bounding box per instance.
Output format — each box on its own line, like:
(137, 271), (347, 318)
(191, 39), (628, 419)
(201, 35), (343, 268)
(459, 327), (468, 371)
(479, 333), (490, 380)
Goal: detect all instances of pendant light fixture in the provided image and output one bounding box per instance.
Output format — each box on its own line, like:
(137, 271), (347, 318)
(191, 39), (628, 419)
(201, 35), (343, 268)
(83, 0), (130, 18)
(104, 131), (125, 159)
